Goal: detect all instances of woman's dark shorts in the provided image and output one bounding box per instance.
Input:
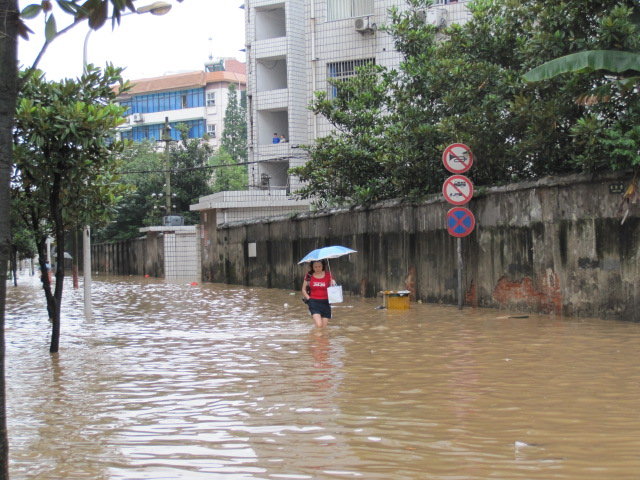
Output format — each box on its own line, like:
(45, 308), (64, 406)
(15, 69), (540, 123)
(307, 299), (331, 319)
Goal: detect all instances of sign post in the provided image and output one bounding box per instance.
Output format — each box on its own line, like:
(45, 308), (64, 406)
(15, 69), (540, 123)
(442, 144), (475, 310)
(458, 237), (462, 310)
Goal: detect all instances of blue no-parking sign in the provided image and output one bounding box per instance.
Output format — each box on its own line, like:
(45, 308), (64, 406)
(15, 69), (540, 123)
(446, 207), (475, 238)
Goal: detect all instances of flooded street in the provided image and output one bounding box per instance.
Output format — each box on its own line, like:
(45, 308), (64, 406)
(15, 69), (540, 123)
(6, 273), (640, 479)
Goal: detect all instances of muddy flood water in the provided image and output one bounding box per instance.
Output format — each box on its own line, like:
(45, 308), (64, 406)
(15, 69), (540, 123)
(5, 274), (640, 479)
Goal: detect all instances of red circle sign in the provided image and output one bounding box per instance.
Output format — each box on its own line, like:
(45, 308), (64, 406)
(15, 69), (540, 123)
(443, 175), (474, 205)
(447, 207), (476, 237)
(442, 144), (473, 173)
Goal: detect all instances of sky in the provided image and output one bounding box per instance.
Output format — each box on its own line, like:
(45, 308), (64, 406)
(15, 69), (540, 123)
(17, 0), (247, 81)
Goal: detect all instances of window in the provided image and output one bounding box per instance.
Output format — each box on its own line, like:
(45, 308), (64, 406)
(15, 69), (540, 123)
(206, 91), (216, 107)
(207, 124), (216, 138)
(327, 0), (373, 21)
(126, 88), (205, 114)
(129, 119), (206, 142)
(327, 58), (375, 98)
(120, 100), (132, 116)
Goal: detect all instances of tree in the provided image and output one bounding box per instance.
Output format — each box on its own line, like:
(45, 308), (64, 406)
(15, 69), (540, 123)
(12, 65), (129, 353)
(291, 63), (393, 205)
(96, 129), (217, 242)
(210, 147), (248, 192)
(2, 2), (160, 475)
(221, 83), (247, 163)
(0, 2), (19, 476)
(293, 0), (640, 205)
(167, 126), (215, 225)
(94, 140), (164, 242)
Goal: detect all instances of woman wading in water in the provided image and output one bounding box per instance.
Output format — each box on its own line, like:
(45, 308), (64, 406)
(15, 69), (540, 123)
(301, 260), (336, 328)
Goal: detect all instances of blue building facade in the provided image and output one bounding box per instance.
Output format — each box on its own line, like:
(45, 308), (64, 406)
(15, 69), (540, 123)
(120, 88), (206, 142)
(116, 64), (247, 147)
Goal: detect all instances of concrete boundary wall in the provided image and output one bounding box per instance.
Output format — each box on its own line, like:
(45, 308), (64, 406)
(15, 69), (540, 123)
(201, 172), (640, 321)
(93, 234), (164, 277)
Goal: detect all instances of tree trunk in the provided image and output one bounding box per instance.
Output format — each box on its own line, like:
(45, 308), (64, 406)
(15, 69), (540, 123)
(49, 173), (65, 354)
(0, 0), (19, 476)
(36, 237), (55, 323)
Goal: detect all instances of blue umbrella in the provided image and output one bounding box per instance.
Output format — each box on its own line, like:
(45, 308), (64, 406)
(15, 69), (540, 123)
(298, 245), (357, 264)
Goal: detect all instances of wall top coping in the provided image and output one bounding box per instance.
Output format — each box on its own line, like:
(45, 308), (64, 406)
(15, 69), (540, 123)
(139, 226), (198, 233)
(191, 189), (311, 211)
(216, 171), (633, 229)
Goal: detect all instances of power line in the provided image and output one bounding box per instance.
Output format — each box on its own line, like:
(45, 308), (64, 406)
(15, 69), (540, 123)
(117, 154), (309, 175)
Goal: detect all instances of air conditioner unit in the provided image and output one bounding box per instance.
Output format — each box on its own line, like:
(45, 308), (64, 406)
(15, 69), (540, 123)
(426, 7), (447, 28)
(354, 16), (376, 33)
(132, 113), (144, 123)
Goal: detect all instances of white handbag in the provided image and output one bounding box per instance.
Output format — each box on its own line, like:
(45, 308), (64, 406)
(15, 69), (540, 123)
(327, 285), (343, 304)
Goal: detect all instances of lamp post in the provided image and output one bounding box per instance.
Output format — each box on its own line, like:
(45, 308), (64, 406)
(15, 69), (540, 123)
(82, 1), (172, 318)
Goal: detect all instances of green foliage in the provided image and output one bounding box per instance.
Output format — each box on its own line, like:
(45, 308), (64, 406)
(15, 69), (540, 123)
(602, 124), (640, 169)
(96, 132), (217, 242)
(221, 83), (248, 163)
(11, 63), (131, 351)
(13, 65), (130, 236)
(291, 63), (392, 205)
(210, 148), (248, 193)
(93, 140), (163, 242)
(524, 50), (640, 82)
(295, 0), (640, 205)
(168, 131), (215, 225)
(10, 205), (37, 261)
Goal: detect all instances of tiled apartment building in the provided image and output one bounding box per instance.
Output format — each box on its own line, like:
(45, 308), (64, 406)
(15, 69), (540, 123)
(117, 58), (246, 148)
(191, 0), (471, 224)
(246, 0), (471, 193)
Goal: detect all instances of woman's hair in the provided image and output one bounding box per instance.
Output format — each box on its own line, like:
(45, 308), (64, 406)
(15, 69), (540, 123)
(307, 259), (327, 274)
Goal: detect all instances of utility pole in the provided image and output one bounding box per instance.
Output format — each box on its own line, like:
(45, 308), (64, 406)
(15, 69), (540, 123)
(162, 117), (172, 216)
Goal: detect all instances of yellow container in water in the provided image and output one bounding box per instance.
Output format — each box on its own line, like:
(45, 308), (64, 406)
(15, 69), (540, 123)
(382, 291), (411, 310)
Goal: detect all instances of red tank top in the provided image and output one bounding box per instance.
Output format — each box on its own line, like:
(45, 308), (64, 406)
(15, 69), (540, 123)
(308, 272), (332, 300)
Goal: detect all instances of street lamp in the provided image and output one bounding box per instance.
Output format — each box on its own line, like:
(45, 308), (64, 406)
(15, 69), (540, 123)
(82, 1), (172, 318)
(137, 1), (173, 15)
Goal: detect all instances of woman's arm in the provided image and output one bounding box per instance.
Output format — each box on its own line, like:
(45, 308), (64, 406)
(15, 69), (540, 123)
(301, 279), (310, 299)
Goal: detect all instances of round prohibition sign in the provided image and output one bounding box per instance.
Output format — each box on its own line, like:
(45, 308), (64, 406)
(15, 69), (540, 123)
(443, 174), (474, 205)
(442, 143), (474, 173)
(447, 207), (476, 238)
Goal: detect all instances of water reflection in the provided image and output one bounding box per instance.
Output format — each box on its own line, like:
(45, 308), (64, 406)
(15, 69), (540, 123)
(6, 273), (640, 479)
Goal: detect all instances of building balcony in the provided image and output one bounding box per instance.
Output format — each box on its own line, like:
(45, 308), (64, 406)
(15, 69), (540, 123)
(251, 0), (286, 10)
(256, 88), (288, 111)
(129, 107), (206, 126)
(253, 37), (287, 59)
(255, 142), (291, 159)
